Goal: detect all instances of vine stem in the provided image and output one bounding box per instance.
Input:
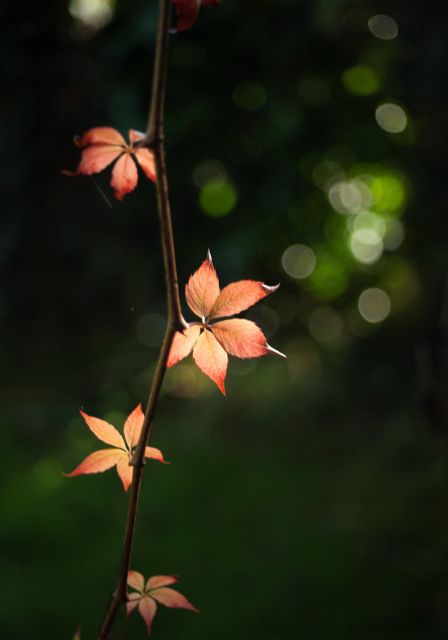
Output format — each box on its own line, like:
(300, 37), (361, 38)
(97, 1), (186, 637)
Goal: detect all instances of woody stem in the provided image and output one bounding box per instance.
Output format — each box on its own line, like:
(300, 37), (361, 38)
(97, 1), (185, 637)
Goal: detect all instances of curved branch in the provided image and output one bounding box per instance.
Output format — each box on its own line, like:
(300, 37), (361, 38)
(97, 1), (185, 636)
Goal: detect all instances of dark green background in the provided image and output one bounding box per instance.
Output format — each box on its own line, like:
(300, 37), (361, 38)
(1, 0), (447, 638)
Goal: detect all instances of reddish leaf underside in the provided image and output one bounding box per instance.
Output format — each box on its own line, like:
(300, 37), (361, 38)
(172, 0), (201, 31)
(111, 153), (138, 200)
(64, 126), (156, 199)
(173, 0), (219, 32)
(134, 147), (157, 181)
(76, 126), (126, 147)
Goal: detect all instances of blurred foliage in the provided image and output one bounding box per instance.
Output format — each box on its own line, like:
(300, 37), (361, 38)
(1, 0), (448, 638)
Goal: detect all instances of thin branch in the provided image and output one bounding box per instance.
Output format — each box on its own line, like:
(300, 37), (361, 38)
(97, 0), (185, 636)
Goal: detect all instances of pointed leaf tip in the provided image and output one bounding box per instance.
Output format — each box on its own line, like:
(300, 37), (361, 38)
(64, 449), (124, 478)
(138, 596), (157, 635)
(146, 575), (179, 590)
(150, 586), (199, 612)
(79, 410), (126, 449)
(193, 330), (228, 394)
(262, 283), (280, 293)
(267, 344), (287, 358)
(206, 249), (213, 263)
(186, 257), (220, 318)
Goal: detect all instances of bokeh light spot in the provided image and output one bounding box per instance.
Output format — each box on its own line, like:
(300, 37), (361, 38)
(370, 173), (406, 212)
(193, 160), (227, 188)
(383, 219), (405, 250)
(351, 211), (386, 237)
(368, 14), (399, 40)
(69, 0), (114, 29)
(312, 161), (344, 191)
(282, 244), (317, 279)
(233, 82), (267, 110)
(199, 180), (237, 217)
(328, 178), (373, 214)
(375, 103), (407, 133)
(358, 288), (391, 323)
(309, 252), (350, 300)
(342, 65), (380, 96)
(350, 228), (383, 264)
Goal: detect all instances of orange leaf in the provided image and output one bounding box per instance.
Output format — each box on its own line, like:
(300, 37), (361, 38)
(211, 319), (270, 358)
(185, 252), (220, 319)
(146, 576), (179, 590)
(167, 325), (201, 367)
(150, 587), (199, 612)
(193, 330), (227, 394)
(75, 126), (126, 147)
(124, 404), (144, 449)
(170, 254), (284, 392)
(65, 144), (123, 176)
(128, 129), (145, 144)
(67, 408), (166, 491)
(145, 446), (167, 463)
(79, 411), (125, 449)
(138, 596), (157, 635)
(126, 592), (141, 616)
(111, 153), (138, 201)
(210, 281), (279, 320)
(134, 147), (156, 181)
(65, 449), (124, 477)
(64, 126), (156, 200)
(116, 455), (133, 492)
(127, 571), (198, 635)
(128, 570), (145, 592)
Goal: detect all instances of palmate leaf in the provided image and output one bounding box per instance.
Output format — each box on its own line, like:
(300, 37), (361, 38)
(65, 405), (167, 491)
(127, 571), (198, 635)
(167, 252), (285, 393)
(63, 127), (155, 200)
